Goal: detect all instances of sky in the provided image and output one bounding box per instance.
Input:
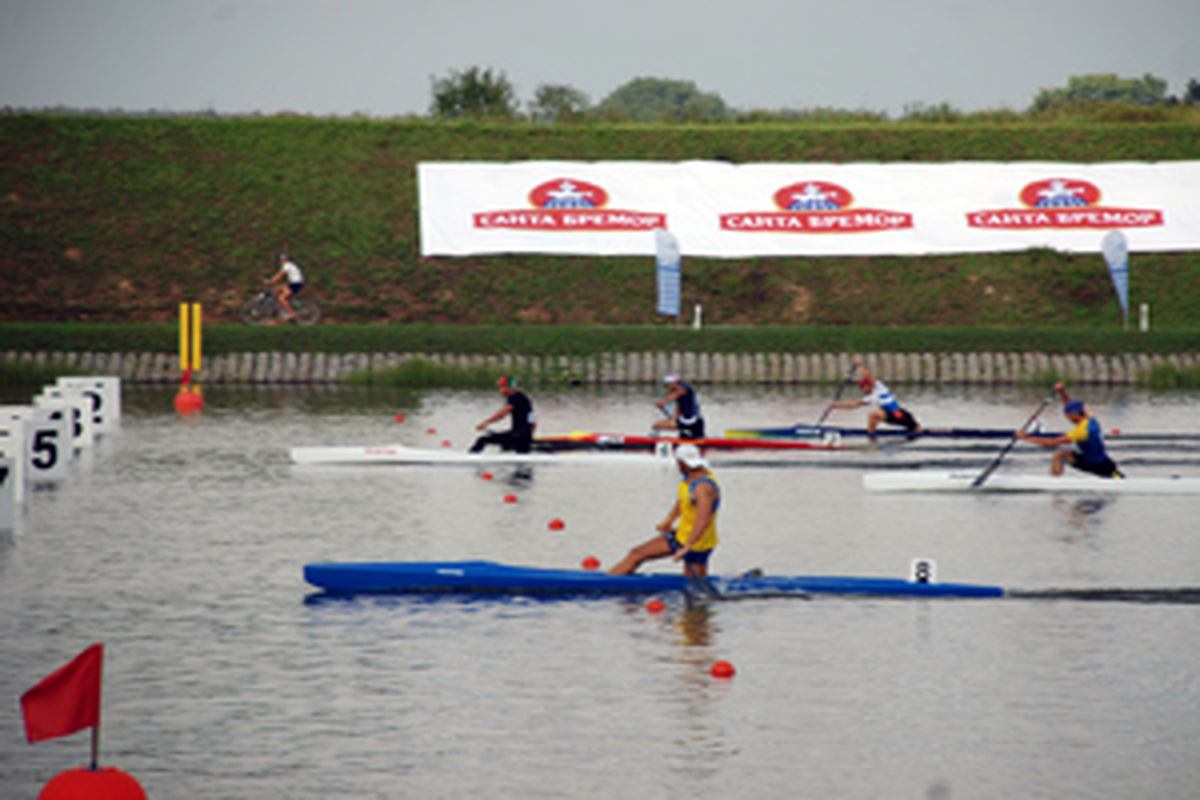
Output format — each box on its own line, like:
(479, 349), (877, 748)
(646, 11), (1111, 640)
(1, 0), (1197, 118)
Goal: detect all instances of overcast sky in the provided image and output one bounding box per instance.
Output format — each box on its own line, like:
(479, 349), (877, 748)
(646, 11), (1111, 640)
(1, 0), (1196, 118)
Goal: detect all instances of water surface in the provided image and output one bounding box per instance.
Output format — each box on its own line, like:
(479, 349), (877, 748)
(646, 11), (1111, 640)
(1, 385), (1198, 799)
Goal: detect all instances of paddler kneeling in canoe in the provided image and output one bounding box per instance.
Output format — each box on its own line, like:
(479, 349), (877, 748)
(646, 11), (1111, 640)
(1016, 383), (1125, 478)
(469, 376), (536, 454)
(825, 358), (923, 440)
(608, 444), (720, 579)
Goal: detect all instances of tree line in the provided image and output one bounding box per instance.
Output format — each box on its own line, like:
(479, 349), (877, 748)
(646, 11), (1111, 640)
(431, 68), (1200, 124)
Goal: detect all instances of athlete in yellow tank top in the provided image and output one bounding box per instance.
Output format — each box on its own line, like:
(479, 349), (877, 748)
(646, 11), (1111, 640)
(607, 444), (721, 578)
(672, 470), (720, 553)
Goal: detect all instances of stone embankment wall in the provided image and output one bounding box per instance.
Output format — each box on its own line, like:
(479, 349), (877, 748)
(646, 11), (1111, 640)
(4, 350), (1197, 385)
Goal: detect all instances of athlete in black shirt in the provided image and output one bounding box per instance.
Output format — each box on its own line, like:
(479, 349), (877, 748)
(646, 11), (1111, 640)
(469, 376), (536, 453)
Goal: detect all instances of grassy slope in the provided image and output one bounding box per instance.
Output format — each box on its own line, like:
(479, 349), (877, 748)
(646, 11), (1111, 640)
(2, 115), (1199, 329)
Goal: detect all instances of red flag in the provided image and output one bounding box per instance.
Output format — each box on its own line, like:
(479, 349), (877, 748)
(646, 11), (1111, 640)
(20, 643), (103, 743)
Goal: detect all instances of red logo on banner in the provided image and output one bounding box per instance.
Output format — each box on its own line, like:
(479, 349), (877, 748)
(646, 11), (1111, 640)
(474, 178), (666, 231)
(527, 178), (609, 209)
(721, 181), (912, 233)
(967, 177), (1164, 230)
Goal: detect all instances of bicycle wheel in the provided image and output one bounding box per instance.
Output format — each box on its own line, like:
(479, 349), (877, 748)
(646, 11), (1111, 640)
(291, 297), (321, 326)
(240, 295), (274, 325)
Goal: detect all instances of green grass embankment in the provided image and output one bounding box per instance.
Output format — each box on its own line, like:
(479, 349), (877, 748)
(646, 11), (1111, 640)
(2, 115), (1199, 327)
(4, 322), (1199, 357)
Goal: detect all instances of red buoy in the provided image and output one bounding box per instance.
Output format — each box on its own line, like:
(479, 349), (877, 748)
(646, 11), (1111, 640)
(646, 599), (666, 614)
(503, 493), (518, 504)
(425, 427), (437, 435)
(394, 414), (406, 423)
(711, 660), (736, 679)
(548, 518), (565, 531)
(480, 472), (494, 481)
(441, 439), (452, 448)
(581, 555), (600, 571)
(40, 766), (147, 800)
(173, 390), (203, 415)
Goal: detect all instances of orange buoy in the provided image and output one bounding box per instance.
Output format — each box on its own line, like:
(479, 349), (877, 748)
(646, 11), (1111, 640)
(425, 427), (437, 435)
(581, 555), (600, 571)
(645, 599), (666, 614)
(173, 390), (203, 415)
(40, 766), (147, 799)
(441, 440), (452, 448)
(710, 660), (736, 679)
(548, 518), (565, 531)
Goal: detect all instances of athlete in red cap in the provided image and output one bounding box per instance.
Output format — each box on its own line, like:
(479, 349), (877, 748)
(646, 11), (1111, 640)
(825, 358), (922, 439)
(1017, 383), (1124, 477)
(469, 376), (536, 453)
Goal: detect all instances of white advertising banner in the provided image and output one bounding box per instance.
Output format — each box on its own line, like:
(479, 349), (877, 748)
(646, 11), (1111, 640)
(418, 161), (1200, 258)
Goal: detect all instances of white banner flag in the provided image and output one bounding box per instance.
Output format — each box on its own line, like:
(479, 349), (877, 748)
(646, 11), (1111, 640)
(418, 161), (1200, 258)
(654, 228), (681, 318)
(1101, 230), (1130, 326)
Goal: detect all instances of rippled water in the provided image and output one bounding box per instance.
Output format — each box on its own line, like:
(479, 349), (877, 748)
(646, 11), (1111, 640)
(2, 384), (1199, 799)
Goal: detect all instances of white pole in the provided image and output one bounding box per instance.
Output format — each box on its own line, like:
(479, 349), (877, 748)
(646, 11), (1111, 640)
(1139, 303), (1149, 332)
(692, 303), (702, 330)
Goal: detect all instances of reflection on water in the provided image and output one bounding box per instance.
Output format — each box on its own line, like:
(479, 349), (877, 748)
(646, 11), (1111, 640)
(2, 385), (1200, 799)
(1050, 495), (1113, 543)
(674, 599), (717, 648)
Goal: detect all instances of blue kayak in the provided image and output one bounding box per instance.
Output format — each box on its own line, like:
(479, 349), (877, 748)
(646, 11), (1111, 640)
(303, 560), (1005, 599)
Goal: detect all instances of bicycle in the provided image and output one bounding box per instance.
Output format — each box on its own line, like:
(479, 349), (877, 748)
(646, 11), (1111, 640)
(239, 282), (321, 326)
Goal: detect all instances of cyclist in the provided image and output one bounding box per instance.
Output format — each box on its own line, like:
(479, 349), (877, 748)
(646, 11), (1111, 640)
(268, 253), (304, 322)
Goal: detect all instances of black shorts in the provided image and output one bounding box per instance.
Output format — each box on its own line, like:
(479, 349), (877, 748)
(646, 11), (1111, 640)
(882, 407), (919, 431)
(469, 429), (533, 454)
(661, 530), (713, 566)
(1070, 456), (1124, 479)
(678, 418), (706, 439)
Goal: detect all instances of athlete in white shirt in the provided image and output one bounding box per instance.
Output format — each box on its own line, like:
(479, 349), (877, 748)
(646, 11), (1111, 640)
(269, 253), (305, 322)
(826, 358), (923, 439)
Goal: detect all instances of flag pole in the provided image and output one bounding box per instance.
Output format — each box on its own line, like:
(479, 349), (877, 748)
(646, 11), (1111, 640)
(91, 725), (99, 770)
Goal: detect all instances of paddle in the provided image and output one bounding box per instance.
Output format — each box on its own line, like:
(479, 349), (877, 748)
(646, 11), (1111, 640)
(971, 391), (1057, 488)
(813, 361), (860, 427)
(685, 567), (722, 600)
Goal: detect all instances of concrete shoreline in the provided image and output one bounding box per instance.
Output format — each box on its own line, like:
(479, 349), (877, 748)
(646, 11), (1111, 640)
(5, 350), (1197, 386)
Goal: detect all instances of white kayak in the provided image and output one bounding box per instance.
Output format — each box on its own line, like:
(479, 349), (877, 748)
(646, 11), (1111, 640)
(289, 443), (673, 466)
(863, 470), (1200, 494)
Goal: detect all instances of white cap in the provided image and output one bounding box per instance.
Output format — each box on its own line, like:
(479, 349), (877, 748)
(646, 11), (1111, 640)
(674, 444), (708, 469)
(663, 373), (679, 384)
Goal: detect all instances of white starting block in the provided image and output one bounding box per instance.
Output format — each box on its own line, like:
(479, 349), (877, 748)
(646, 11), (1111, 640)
(4, 405), (73, 483)
(35, 387), (95, 451)
(0, 455), (14, 530)
(0, 416), (28, 504)
(56, 376), (121, 434)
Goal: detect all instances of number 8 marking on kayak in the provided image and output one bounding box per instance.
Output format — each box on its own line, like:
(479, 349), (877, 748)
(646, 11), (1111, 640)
(910, 558), (937, 584)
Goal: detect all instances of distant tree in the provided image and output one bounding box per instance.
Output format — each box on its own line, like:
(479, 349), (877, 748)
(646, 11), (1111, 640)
(1031, 73), (1169, 112)
(1186, 78), (1200, 106)
(529, 84), (590, 123)
(429, 66), (518, 121)
(598, 77), (730, 123)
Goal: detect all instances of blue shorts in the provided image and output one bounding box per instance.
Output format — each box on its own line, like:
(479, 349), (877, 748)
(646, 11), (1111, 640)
(288, 282), (304, 294)
(662, 530), (713, 565)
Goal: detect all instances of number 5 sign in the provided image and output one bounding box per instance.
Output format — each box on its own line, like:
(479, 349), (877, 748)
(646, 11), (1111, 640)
(21, 408), (72, 483)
